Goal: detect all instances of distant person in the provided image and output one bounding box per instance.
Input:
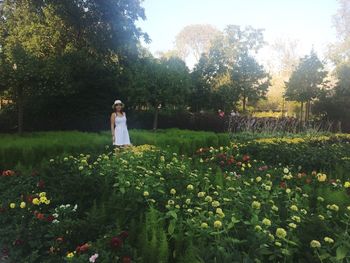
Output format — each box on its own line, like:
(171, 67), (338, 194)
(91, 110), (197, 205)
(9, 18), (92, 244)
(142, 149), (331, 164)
(110, 99), (131, 148)
(218, 109), (225, 118)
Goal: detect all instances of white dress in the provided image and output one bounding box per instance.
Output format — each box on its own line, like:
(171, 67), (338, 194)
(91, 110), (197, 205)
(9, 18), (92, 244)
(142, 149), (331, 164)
(113, 112), (131, 146)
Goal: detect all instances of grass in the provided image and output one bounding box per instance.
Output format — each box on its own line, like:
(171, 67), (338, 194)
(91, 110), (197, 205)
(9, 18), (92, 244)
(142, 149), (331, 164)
(0, 129), (230, 169)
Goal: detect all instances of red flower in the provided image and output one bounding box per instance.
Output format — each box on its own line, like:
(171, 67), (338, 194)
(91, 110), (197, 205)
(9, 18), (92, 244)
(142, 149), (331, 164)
(46, 215), (55, 222)
(242, 155), (250, 162)
(258, 165), (268, 171)
(26, 195), (34, 203)
(36, 212), (45, 220)
(122, 256), (132, 263)
(37, 180), (45, 189)
(119, 231), (129, 240)
(280, 181), (286, 189)
(76, 243), (90, 254)
(110, 237), (123, 250)
(2, 170), (15, 177)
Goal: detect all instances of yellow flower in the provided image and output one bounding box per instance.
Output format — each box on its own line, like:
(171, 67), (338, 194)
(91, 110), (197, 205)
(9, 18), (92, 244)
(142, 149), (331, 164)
(9, 203), (15, 209)
(78, 166), (84, 171)
(197, 192), (206, 198)
(344, 182), (350, 188)
(168, 200), (175, 205)
(186, 184), (194, 191)
(214, 220), (222, 228)
(265, 185), (271, 191)
(211, 201), (220, 207)
(291, 216), (301, 223)
(288, 223), (297, 229)
(143, 191), (149, 197)
(45, 199), (50, 205)
(40, 196), (47, 203)
(272, 205), (279, 212)
(251, 201), (261, 209)
(347, 206), (350, 211)
(185, 198), (191, 205)
(32, 198), (40, 205)
(255, 225), (262, 231)
(317, 196), (324, 202)
(204, 196), (212, 202)
(39, 192), (46, 197)
(317, 173), (327, 182)
(275, 241), (282, 247)
(324, 237), (334, 243)
(66, 252), (74, 258)
(283, 168), (289, 174)
(276, 228), (287, 239)
(170, 188), (176, 195)
(290, 205), (298, 211)
(268, 233), (275, 241)
(262, 218), (271, 226)
(328, 204), (339, 212)
(256, 176), (262, 182)
(216, 208), (223, 214)
(201, 222), (208, 229)
(20, 202), (26, 209)
(318, 215), (325, 220)
(310, 240), (321, 248)
(286, 188), (291, 194)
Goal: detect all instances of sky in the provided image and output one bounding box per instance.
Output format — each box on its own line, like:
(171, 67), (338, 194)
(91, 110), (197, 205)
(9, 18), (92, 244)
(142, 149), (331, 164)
(136, 0), (340, 69)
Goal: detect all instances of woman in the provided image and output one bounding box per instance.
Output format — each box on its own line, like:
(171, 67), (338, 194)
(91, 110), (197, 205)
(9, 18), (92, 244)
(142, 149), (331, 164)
(110, 99), (131, 147)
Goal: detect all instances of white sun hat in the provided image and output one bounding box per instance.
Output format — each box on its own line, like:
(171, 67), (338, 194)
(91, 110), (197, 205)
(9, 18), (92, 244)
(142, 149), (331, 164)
(112, 99), (125, 109)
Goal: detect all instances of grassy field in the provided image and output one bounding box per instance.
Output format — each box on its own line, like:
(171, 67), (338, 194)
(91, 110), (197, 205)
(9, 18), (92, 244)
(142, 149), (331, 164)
(0, 129), (230, 169)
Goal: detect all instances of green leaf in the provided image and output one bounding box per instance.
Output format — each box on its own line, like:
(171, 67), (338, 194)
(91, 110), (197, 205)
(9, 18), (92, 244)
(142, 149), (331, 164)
(168, 220), (176, 235)
(336, 245), (349, 260)
(166, 210), (177, 219)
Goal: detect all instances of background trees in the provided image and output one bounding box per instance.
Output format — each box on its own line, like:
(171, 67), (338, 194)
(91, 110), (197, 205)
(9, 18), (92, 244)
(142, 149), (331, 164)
(285, 51), (327, 122)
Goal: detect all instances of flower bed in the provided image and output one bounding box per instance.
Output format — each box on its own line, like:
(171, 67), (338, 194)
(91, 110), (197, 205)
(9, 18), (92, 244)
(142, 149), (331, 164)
(1, 144), (350, 262)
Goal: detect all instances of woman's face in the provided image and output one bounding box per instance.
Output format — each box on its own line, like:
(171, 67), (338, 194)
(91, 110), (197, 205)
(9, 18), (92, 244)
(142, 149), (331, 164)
(115, 104), (122, 111)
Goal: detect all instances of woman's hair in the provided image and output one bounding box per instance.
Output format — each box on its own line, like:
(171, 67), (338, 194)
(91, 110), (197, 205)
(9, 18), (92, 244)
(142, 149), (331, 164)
(113, 105), (124, 114)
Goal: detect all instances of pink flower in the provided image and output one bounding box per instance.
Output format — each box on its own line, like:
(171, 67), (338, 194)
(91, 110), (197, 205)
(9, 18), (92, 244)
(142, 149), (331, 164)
(89, 253), (99, 263)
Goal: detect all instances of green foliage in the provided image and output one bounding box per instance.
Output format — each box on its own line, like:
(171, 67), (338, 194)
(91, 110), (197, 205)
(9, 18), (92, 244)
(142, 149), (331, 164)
(0, 129), (230, 169)
(285, 50), (327, 103)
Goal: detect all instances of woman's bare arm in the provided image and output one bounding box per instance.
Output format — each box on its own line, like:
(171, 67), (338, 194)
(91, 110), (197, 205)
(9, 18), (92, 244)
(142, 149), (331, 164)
(110, 113), (115, 142)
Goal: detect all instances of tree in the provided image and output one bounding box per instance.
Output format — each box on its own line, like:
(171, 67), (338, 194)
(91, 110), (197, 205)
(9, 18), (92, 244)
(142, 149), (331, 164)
(0, 0), (147, 133)
(190, 25), (266, 112)
(231, 52), (270, 112)
(127, 56), (191, 130)
(314, 64), (350, 131)
(329, 0), (350, 64)
(285, 50), (327, 122)
(175, 24), (221, 63)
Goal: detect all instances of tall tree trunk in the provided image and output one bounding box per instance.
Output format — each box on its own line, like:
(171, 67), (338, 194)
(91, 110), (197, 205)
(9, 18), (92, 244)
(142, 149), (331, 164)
(242, 95), (246, 112)
(17, 86), (24, 134)
(307, 100), (311, 122)
(300, 101), (303, 123)
(153, 106), (159, 131)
